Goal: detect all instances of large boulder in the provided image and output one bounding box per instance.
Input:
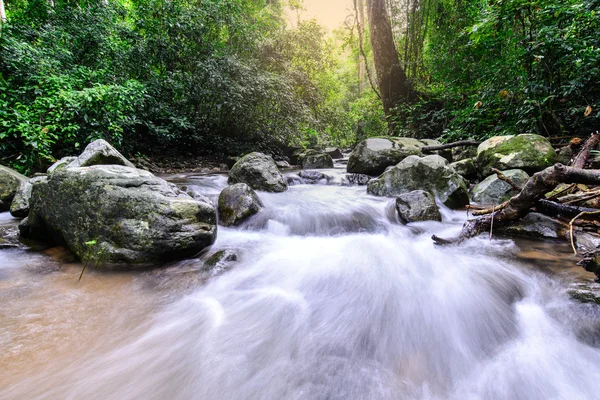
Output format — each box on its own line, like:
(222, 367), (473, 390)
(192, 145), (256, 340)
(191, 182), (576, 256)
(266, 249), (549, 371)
(301, 153), (334, 169)
(476, 134), (555, 177)
(470, 169), (530, 205)
(0, 165), (28, 212)
(10, 176), (47, 218)
(218, 183), (263, 227)
(395, 190), (442, 224)
(347, 137), (437, 176)
(367, 155), (469, 209)
(67, 139), (135, 169)
(20, 165), (217, 265)
(228, 152), (287, 193)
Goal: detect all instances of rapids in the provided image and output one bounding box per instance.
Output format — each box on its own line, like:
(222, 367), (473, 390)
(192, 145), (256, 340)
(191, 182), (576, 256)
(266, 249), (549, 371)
(1, 167), (600, 399)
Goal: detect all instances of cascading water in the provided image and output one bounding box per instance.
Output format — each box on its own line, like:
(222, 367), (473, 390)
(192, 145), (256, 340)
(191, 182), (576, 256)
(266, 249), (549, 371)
(1, 167), (600, 399)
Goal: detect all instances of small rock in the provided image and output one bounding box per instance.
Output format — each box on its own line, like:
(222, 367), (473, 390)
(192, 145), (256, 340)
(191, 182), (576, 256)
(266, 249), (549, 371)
(228, 152), (287, 192)
(203, 249), (238, 273)
(450, 158), (477, 180)
(10, 176), (47, 218)
(218, 183), (263, 227)
(470, 169), (529, 205)
(395, 190), (442, 224)
(301, 153), (334, 169)
(47, 156), (77, 175)
(324, 147), (344, 159)
(556, 147), (573, 165)
(343, 173), (371, 186)
(0, 165), (28, 212)
(67, 139), (135, 169)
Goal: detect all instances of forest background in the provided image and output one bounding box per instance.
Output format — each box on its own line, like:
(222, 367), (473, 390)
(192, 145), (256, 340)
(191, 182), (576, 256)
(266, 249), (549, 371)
(0, 0), (598, 173)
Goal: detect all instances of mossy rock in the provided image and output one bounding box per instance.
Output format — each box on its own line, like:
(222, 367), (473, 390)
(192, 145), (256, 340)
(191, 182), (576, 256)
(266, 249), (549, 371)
(470, 169), (529, 205)
(367, 155), (469, 209)
(477, 134), (556, 177)
(228, 152), (287, 193)
(20, 165), (217, 266)
(218, 183), (263, 227)
(347, 137), (441, 176)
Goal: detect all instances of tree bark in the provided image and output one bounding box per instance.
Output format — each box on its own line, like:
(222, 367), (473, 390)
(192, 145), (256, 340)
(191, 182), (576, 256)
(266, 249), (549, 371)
(0, 0), (6, 23)
(366, 0), (413, 118)
(432, 164), (600, 245)
(572, 132), (600, 169)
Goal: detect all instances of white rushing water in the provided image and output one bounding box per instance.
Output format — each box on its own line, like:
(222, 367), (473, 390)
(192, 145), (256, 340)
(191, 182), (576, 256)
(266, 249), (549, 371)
(2, 169), (600, 399)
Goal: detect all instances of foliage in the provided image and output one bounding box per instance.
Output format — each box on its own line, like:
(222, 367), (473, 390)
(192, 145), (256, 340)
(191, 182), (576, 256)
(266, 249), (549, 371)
(389, 0), (600, 142)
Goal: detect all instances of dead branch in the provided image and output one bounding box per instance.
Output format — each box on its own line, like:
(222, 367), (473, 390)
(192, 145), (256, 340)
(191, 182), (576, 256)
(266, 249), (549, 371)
(535, 199), (597, 220)
(571, 132), (600, 169)
(421, 140), (481, 153)
(432, 164), (600, 245)
(492, 168), (523, 191)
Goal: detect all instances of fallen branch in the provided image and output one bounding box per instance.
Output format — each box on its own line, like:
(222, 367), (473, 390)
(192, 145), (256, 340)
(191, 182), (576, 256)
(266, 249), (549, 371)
(572, 132), (600, 169)
(432, 164), (600, 245)
(492, 168), (523, 191)
(421, 140), (481, 153)
(535, 199), (597, 220)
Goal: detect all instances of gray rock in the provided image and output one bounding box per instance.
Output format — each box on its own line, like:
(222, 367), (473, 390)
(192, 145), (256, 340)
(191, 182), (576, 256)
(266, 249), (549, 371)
(275, 160), (291, 169)
(218, 183), (263, 227)
(298, 170), (332, 184)
(0, 165), (28, 212)
(575, 232), (600, 254)
(10, 176), (47, 218)
(203, 249), (238, 273)
(67, 139), (135, 169)
(367, 155), (469, 209)
(20, 165), (217, 266)
(450, 158), (477, 180)
(451, 146), (478, 162)
(301, 153), (334, 169)
(47, 156), (77, 175)
(395, 190), (442, 224)
(476, 134), (556, 177)
(347, 137), (436, 176)
(556, 147), (573, 165)
(324, 147), (344, 159)
(470, 169), (530, 205)
(228, 152), (287, 192)
(498, 212), (566, 239)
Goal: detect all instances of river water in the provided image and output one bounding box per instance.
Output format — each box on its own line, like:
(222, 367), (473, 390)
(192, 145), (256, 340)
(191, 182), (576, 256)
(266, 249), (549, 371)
(1, 167), (600, 399)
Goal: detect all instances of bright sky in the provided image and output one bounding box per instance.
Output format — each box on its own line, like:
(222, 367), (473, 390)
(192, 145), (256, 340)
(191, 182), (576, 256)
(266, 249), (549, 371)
(287, 0), (354, 32)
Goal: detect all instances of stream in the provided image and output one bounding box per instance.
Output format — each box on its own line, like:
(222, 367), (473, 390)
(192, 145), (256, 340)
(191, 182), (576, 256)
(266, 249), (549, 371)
(1, 166), (600, 399)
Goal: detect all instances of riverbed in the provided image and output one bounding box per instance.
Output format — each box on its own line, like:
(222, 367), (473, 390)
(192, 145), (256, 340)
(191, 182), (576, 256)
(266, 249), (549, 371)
(1, 168), (600, 399)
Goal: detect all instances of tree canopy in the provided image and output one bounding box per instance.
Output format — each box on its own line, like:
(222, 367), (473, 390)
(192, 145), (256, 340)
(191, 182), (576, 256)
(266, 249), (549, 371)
(0, 0), (598, 173)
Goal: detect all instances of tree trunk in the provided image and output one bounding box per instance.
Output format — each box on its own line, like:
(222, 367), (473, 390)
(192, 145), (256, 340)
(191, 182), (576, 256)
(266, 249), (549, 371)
(0, 0), (6, 23)
(357, 0), (366, 95)
(366, 0), (413, 119)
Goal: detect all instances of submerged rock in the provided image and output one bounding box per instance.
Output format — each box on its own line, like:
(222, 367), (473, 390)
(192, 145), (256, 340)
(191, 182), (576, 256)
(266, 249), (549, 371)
(20, 165), (217, 266)
(367, 155), (469, 209)
(498, 212), (566, 239)
(218, 183), (263, 227)
(301, 153), (334, 169)
(0, 165), (28, 212)
(395, 190), (441, 224)
(347, 137), (437, 176)
(228, 152), (287, 193)
(471, 169), (529, 205)
(10, 176), (47, 218)
(203, 249), (238, 273)
(67, 139), (135, 169)
(476, 134), (556, 177)
(343, 173), (371, 186)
